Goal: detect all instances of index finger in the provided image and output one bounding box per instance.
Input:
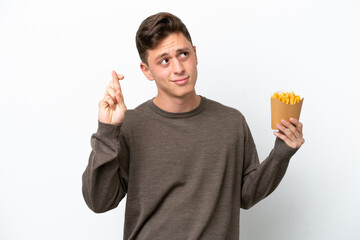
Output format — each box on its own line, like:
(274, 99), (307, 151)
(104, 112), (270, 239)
(112, 71), (124, 91)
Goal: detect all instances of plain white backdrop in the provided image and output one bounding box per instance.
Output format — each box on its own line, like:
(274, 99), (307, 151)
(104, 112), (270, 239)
(1, 0), (359, 239)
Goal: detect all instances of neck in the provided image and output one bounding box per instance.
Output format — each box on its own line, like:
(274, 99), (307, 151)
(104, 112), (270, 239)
(153, 92), (201, 113)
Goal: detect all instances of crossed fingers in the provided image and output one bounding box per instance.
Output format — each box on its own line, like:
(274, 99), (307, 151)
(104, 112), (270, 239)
(104, 71), (124, 109)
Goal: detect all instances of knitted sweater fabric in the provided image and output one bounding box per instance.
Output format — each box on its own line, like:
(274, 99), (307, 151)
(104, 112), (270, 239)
(82, 95), (298, 240)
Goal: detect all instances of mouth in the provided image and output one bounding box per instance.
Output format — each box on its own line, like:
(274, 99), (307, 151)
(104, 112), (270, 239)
(172, 77), (189, 85)
(172, 77), (189, 82)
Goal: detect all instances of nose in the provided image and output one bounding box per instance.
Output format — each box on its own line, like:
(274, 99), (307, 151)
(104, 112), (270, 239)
(172, 59), (185, 75)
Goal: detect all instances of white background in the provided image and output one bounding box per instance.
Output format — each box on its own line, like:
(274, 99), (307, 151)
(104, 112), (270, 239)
(1, 0), (359, 239)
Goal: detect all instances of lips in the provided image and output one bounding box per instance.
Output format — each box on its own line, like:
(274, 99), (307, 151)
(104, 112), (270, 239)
(173, 77), (189, 82)
(172, 77), (189, 86)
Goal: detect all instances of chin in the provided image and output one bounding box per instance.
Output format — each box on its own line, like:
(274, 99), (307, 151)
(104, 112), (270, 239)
(174, 89), (196, 99)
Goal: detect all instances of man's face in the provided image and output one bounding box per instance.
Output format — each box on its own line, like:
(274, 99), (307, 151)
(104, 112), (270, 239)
(140, 32), (198, 99)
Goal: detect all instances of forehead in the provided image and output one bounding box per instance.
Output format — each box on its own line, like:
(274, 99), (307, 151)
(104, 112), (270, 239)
(148, 32), (192, 59)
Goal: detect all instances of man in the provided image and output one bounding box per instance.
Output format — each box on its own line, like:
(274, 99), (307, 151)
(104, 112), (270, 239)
(82, 12), (304, 240)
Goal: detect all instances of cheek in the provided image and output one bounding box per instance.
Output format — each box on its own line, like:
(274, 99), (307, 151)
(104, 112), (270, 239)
(160, 67), (173, 78)
(188, 60), (198, 75)
(152, 66), (171, 81)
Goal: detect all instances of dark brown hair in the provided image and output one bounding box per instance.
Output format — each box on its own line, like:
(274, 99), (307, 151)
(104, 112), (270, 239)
(136, 12), (193, 65)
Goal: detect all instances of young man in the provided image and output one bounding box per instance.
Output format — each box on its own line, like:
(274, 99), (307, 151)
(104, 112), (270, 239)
(82, 12), (304, 240)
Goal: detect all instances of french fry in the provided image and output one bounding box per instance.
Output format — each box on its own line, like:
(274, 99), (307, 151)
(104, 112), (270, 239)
(271, 91), (301, 104)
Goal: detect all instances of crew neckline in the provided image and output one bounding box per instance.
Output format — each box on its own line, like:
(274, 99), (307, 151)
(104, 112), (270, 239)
(148, 95), (207, 119)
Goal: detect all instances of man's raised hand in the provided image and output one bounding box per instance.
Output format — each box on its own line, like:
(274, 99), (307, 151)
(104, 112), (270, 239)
(98, 71), (127, 125)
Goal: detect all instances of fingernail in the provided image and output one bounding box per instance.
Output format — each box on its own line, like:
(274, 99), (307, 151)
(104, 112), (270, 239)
(281, 119), (286, 124)
(277, 123), (281, 128)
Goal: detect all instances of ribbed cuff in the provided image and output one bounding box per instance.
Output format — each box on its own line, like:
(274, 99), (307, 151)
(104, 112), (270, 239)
(273, 137), (299, 160)
(97, 120), (122, 137)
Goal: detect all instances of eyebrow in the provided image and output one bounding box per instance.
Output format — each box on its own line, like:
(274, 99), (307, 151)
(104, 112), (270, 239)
(155, 48), (191, 61)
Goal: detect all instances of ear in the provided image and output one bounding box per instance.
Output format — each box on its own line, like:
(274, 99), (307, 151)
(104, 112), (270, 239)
(140, 62), (154, 81)
(193, 45), (198, 65)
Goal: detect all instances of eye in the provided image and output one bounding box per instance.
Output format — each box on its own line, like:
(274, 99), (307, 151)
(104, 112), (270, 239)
(160, 59), (169, 65)
(180, 52), (188, 58)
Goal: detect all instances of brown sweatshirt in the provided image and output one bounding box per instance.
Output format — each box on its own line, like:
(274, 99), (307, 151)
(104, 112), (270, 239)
(82, 95), (298, 240)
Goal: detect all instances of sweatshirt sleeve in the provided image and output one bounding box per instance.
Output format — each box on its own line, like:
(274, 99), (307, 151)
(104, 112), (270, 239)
(240, 118), (298, 209)
(82, 121), (130, 213)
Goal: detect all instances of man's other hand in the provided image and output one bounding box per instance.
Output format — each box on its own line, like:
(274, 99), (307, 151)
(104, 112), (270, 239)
(274, 118), (305, 149)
